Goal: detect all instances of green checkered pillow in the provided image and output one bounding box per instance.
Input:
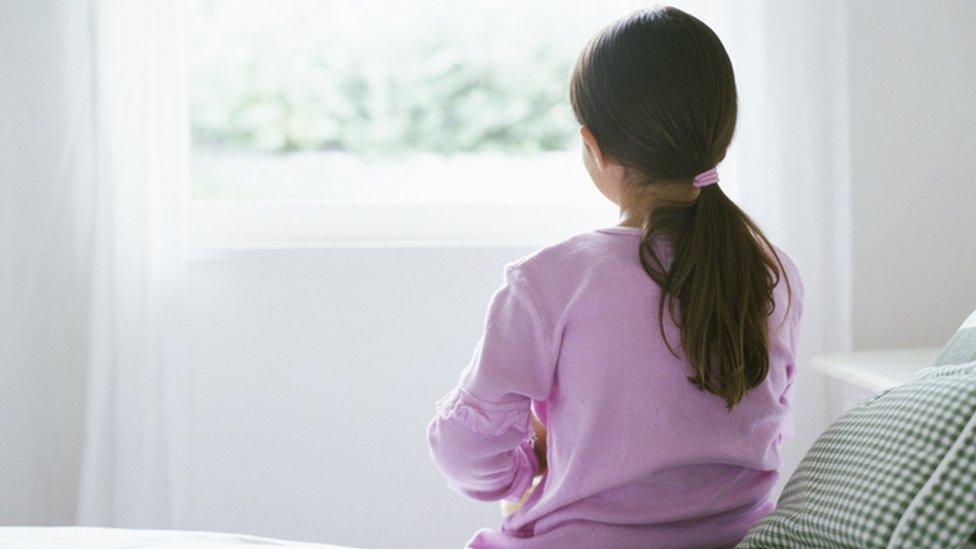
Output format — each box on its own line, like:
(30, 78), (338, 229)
(739, 310), (976, 548)
(935, 310), (976, 366)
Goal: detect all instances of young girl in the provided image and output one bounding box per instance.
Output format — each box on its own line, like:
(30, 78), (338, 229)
(426, 6), (803, 548)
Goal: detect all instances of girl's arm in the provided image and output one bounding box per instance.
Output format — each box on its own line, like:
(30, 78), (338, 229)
(426, 262), (555, 503)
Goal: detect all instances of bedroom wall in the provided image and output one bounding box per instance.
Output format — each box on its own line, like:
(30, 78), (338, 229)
(180, 247), (527, 548)
(848, 0), (976, 349)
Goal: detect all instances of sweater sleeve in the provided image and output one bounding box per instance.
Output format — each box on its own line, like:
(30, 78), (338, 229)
(778, 258), (805, 442)
(426, 262), (556, 503)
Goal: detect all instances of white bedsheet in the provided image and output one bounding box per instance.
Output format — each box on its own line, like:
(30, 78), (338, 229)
(0, 527), (355, 549)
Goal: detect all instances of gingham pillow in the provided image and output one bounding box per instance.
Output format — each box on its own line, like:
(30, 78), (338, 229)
(738, 310), (976, 548)
(936, 310), (976, 367)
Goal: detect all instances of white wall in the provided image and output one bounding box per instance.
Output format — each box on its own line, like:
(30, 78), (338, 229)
(0, 0), (88, 526)
(181, 246), (534, 548)
(848, 0), (976, 349)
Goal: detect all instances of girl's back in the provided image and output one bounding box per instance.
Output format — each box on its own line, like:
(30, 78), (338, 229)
(447, 226), (802, 547)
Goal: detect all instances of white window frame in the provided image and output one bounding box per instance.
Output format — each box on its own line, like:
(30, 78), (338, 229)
(187, 200), (616, 247)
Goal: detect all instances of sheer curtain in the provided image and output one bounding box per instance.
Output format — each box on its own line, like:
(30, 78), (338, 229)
(75, 0), (190, 527)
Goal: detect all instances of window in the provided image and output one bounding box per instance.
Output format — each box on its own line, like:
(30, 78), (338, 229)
(187, 0), (644, 243)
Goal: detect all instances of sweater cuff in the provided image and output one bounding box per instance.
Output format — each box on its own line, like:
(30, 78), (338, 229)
(434, 387), (531, 438)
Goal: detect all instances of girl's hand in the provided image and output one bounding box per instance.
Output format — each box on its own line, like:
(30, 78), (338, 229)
(500, 416), (547, 518)
(530, 414), (547, 475)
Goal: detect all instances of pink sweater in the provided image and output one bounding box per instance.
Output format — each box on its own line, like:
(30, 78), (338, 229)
(426, 226), (804, 548)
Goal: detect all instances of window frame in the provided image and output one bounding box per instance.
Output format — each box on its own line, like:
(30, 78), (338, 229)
(187, 200), (616, 246)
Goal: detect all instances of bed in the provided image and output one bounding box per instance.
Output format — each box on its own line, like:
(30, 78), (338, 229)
(0, 527), (355, 548)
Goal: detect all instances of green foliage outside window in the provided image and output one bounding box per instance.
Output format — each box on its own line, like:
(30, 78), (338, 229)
(188, 0), (584, 156)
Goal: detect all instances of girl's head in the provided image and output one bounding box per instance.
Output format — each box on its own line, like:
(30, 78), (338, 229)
(571, 6), (736, 197)
(570, 7), (790, 411)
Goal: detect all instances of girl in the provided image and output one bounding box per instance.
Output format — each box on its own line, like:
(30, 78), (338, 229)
(426, 6), (803, 548)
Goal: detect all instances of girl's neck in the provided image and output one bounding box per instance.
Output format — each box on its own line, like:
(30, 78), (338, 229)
(616, 179), (699, 228)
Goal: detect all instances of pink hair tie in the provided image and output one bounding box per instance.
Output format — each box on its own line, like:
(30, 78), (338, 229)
(692, 167), (719, 188)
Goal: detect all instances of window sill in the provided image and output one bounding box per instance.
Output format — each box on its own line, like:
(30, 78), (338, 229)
(186, 200), (616, 248)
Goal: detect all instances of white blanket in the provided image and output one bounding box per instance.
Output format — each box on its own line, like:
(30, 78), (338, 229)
(0, 527), (355, 549)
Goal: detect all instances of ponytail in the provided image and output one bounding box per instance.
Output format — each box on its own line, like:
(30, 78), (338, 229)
(639, 185), (791, 411)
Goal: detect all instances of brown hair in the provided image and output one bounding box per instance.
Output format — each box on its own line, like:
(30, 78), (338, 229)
(569, 7), (790, 411)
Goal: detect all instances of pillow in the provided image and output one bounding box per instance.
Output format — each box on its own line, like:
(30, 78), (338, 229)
(935, 310), (976, 366)
(738, 309), (976, 548)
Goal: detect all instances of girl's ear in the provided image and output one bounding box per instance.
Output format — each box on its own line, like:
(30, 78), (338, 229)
(580, 126), (607, 170)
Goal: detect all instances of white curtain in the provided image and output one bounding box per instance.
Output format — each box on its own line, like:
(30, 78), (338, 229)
(672, 0), (853, 497)
(75, 0), (190, 527)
